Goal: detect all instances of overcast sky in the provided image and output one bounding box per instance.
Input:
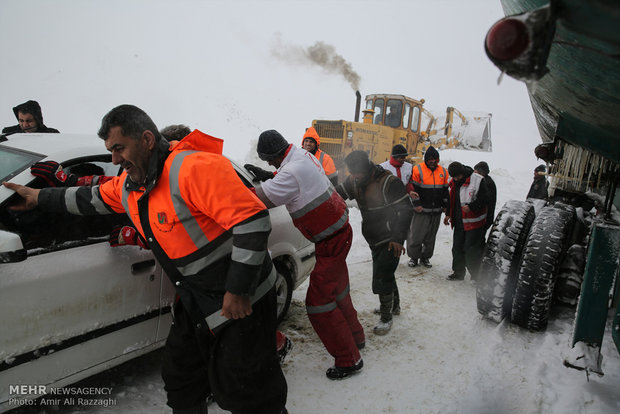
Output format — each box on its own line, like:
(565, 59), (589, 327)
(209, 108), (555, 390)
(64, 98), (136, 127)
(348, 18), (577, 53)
(0, 0), (542, 170)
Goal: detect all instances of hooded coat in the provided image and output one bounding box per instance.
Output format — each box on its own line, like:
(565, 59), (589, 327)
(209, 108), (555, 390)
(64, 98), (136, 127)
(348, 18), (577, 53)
(302, 127), (338, 185)
(2, 100), (59, 134)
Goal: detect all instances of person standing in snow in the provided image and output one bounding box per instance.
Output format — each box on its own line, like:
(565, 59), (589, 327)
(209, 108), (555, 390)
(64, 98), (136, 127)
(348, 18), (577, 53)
(474, 161), (497, 232)
(4, 105), (288, 414)
(301, 126), (339, 186)
(444, 161), (489, 281)
(379, 144), (412, 186)
(336, 150), (413, 335)
(405, 146), (449, 268)
(526, 164), (549, 200)
(2, 100), (59, 135)
(244, 130), (365, 380)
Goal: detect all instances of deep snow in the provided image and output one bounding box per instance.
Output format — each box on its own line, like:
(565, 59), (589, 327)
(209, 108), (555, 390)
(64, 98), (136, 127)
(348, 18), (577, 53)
(9, 155), (620, 414)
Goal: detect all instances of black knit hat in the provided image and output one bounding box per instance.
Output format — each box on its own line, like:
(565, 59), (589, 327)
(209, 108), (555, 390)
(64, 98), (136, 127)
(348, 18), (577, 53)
(391, 144), (408, 157)
(424, 146), (439, 161)
(534, 164), (546, 173)
(345, 150), (372, 174)
(474, 161), (490, 175)
(257, 130), (289, 161)
(448, 161), (466, 177)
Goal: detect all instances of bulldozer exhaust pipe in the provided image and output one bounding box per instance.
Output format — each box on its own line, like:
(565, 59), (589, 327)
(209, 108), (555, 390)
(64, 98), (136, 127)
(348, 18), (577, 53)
(354, 90), (361, 122)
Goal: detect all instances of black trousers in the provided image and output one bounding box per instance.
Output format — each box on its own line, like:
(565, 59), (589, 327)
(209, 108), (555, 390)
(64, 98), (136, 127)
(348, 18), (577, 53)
(162, 289), (287, 414)
(371, 243), (400, 295)
(451, 225), (486, 279)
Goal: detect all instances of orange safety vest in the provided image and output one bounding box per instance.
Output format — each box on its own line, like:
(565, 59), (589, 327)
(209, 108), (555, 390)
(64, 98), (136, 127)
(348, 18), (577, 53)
(409, 163), (449, 213)
(98, 133), (266, 262)
(302, 127), (338, 182)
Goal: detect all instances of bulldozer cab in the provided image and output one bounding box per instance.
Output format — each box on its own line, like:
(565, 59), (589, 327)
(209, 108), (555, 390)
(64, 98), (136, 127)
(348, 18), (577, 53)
(366, 94), (422, 134)
(311, 92), (491, 179)
(364, 94), (425, 161)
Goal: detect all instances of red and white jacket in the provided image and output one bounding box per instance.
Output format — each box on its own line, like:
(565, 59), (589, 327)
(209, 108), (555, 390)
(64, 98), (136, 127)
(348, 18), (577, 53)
(255, 144), (349, 242)
(448, 172), (487, 231)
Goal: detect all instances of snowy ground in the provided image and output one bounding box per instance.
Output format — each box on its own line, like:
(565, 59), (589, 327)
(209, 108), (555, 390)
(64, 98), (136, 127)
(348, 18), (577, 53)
(9, 163), (620, 414)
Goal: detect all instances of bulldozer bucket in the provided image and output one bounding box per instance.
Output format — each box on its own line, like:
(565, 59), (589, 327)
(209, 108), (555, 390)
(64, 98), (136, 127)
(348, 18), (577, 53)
(427, 111), (492, 152)
(456, 113), (492, 152)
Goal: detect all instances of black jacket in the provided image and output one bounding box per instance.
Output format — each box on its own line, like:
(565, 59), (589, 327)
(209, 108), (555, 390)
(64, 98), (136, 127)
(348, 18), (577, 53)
(337, 165), (413, 247)
(527, 176), (548, 200)
(483, 175), (497, 230)
(2, 100), (59, 134)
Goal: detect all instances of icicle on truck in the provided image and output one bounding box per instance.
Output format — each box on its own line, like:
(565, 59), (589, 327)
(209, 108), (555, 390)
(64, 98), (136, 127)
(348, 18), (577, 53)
(478, 0), (620, 375)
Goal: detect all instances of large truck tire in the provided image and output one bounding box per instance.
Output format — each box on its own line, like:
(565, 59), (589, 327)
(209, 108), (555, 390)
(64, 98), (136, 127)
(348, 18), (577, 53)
(476, 200), (536, 322)
(511, 204), (576, 331)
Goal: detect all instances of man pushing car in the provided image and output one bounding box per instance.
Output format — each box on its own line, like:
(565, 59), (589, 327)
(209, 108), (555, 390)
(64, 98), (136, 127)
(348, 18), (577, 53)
(3, 104), (288, 414)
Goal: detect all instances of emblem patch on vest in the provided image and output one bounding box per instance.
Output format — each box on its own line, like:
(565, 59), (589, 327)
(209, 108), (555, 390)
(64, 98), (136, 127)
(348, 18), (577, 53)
(155, 212), (175, 232)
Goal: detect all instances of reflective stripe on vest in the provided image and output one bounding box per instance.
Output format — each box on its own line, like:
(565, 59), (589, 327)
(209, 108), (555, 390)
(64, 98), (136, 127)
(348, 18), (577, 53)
(306, 284), (351, 314)
(311, 211), (348, 242)
(205, 266), (277, 330)
(169, 151), (210, 249)
(290, 187), (333, 219)
(415, 164), (448, 189)
(119, 151), (261, 277)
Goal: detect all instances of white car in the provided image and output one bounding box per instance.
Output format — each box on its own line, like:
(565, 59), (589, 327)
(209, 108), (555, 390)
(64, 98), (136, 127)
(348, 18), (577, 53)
(0, 133), (315, 412)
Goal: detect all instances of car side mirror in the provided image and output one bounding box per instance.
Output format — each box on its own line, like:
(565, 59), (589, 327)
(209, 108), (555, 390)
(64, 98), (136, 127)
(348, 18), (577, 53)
(0, 230), (27, 263)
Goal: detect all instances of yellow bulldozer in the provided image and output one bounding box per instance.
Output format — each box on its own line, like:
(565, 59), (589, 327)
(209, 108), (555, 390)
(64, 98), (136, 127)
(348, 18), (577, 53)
(312, 92), (492, 174)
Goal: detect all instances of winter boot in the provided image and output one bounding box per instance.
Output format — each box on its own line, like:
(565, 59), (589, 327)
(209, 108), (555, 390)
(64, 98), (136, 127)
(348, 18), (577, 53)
(447, 273), (465, 281)
(420, 258), (432, 268)
(326, 359), (364, 380)
(392, 287), (401, 315)
(373, 319), (393, 335)
(374, 294), (394, 335)
(408, 258), (418, 267)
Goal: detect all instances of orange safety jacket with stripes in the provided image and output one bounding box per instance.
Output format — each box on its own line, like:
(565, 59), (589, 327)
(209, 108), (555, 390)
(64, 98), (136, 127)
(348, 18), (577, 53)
(302, 127), (338, 185)
(447, 170), (488, 231)
(38, 130), (275, 331)
(407, 162), (449, 214)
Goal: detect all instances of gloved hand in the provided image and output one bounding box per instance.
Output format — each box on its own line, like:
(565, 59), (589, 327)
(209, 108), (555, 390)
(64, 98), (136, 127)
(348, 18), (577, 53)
(109, 225), (148, 249)
(244, 164), (274, 182)
(31, 161), (78, 187)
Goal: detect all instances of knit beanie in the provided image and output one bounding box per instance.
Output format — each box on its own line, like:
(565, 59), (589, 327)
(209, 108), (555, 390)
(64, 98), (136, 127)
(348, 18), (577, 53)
(391, 144), (408, 157)
(534, 164), (546, 173)
(424, 146), (439, 161)
(345, 150), (372, 174)
(257, 130), (289, 161)
(474, 161), (490, 175)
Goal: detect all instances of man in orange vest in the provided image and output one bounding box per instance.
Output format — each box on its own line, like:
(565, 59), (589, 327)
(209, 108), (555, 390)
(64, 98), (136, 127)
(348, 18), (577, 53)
(406, 146), (449, 268)
(302, 126), (339, 186)
(4, 105), (288, 414)
(444, 161), (489, 281)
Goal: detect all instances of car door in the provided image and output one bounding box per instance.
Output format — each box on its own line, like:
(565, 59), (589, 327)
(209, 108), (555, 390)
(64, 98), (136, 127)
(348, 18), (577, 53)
(0, 156), (164, 397)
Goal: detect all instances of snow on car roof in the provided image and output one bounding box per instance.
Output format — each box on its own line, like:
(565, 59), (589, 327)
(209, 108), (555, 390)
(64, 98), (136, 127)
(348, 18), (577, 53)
(0, 133), (108, 203)
(0, 133), (106, 160)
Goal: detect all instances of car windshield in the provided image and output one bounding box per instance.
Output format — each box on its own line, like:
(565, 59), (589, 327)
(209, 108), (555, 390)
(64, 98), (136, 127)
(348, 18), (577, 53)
(0, 145), (45, 182)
